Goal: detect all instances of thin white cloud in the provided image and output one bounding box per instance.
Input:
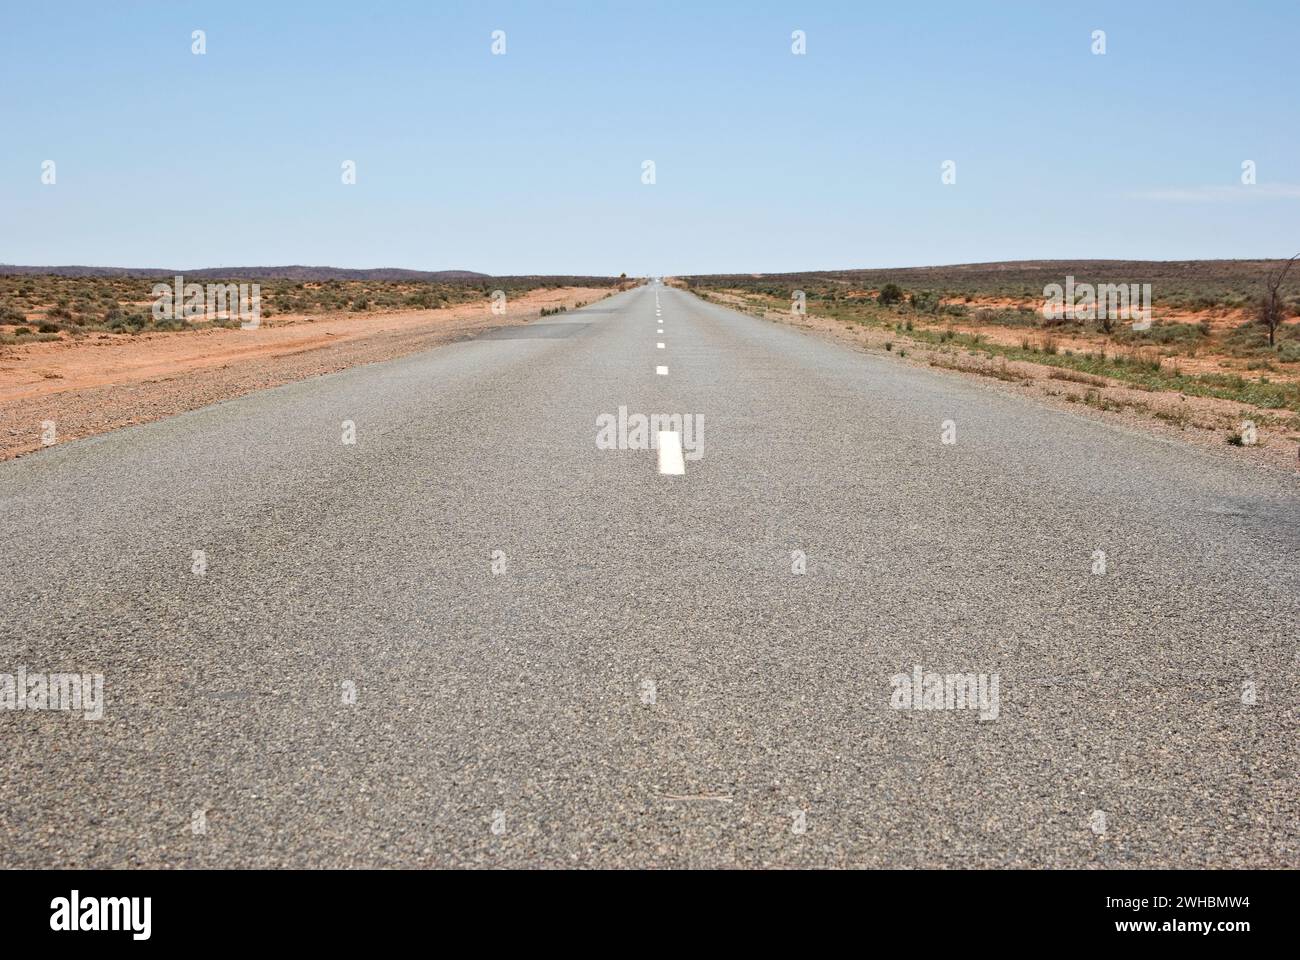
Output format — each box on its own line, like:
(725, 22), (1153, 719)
(1129, 183), (1300, 202)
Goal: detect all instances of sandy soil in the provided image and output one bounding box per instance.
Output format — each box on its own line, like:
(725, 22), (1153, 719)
(1, 286), (616, 460)
(934, 297), (1297, 383)
(808, 291), (1292, 382)
(696, 289), (1300, 479)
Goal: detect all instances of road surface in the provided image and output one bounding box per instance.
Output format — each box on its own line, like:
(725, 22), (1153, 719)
(1, 284), (1296, 867)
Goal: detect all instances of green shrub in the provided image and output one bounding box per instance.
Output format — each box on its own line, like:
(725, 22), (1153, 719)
(878, 283), (904, 306)
(909, 290), (941, 313)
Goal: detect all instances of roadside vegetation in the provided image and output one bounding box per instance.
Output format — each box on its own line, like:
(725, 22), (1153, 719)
(683, 260), (1300, 417)
(0, 274), (623, 343)
(684, 260), (1300, 311)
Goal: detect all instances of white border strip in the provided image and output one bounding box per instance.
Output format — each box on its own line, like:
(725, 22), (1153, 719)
(657, 431), (685, 475)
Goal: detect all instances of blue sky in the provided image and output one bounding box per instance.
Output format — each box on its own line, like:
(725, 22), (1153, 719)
(2, 1), (1297, 275)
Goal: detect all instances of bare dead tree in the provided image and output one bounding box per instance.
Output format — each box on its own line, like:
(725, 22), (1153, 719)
(1259, 253), (1299, 347)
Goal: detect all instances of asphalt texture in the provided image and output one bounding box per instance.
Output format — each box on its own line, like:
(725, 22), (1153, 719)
(1, 283), (1296, 867)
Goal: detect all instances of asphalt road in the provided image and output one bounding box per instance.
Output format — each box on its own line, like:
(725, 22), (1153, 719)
(1, 284), (1296, 867)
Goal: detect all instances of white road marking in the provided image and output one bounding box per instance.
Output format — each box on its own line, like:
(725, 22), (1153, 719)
(657, 431), (685, 475)
(657, 328), (663, 333)
(656, 365), (668, 375)
(656, 342), (664, 349)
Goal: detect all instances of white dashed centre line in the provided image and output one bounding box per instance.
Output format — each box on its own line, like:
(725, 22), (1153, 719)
(657, 431), (685, 475)
(656, 365), (668, 376)
(656, 342), (664, 349)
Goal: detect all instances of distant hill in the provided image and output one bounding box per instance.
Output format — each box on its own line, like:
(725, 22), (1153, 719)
(682, 259), (1293, 285)
(679, 259), (1300, 301)
(0, 264), (491, 281)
